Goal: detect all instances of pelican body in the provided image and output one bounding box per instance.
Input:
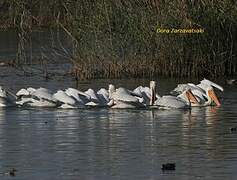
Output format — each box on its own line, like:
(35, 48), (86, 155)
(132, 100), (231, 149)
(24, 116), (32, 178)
(111, 87), (145, 109)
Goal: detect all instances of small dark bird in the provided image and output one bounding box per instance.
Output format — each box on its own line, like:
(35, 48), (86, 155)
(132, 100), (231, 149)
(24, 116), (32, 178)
(9, 168), (17, 176)
(44, 121), (48, 124)
(230, 127), (237, 132)
(162, 163), (176, 171)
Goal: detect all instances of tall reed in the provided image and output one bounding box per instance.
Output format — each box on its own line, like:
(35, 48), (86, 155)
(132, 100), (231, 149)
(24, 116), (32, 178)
(0, 0), (236, 79)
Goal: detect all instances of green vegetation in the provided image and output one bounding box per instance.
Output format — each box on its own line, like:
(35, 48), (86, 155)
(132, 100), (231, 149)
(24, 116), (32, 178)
(0, 0), (236, 79)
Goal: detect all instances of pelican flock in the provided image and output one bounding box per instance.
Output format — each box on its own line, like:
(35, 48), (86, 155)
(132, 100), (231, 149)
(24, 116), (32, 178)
(0, 78), (223, 109)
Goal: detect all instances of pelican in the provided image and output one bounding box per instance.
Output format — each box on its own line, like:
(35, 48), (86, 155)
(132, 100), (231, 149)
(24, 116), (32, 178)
(16, 87), (36, 105)
(84, 88), (101, 106)
(171, 78), (223, 107)
(0, 86), (16, 107)
(97, 88), (110, 106)
(16, 87), (57, 107)
(155, 89), (198, 109)
(111, 87), (145, 109)
(196, 79), (223, 106)
(53, 90), (85, 109)
(132, 86), (153, 105)
(130, 81), (160, 106)
(64, 88), (87, 107)
(84, 88), (112, 107)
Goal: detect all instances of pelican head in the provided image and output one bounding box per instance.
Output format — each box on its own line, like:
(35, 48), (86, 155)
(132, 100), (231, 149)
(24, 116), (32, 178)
(149, 81), (156, 105)
(198, 79), (222, 106)
(207, 87), (221, 106)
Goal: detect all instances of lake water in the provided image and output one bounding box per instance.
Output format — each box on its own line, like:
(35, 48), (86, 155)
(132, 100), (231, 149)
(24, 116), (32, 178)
(0, 67), (237, 180)
(0, 29), (72, 62)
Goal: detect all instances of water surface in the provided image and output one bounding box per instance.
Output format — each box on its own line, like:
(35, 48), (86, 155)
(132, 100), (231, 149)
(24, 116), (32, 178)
(0, 77), (236, 180)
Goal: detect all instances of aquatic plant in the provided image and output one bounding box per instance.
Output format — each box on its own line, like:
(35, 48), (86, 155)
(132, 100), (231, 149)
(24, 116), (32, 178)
(0, 0), (236, 79)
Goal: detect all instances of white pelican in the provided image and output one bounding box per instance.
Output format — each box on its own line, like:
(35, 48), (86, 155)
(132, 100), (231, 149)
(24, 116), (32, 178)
(53, 90), (85, 109)
(64, 88), (87, 106)
(84, 88), (100, 106)
(0, 86), (15, 107)
(196, 79), (223, 106)
(84, 88), (111, 107)
(111, 87), (145, 109)
(16, 87), (36, 105)
(132, 86), (151, 105)
(130, 81), (160, 106)
(155, 89), (199, 109)
(97, 88), (110, 106)
(16, 87), (57, 107)
(171, 78), (223, 107)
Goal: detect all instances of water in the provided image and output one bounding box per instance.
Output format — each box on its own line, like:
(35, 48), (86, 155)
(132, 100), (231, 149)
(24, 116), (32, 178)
(0, 29), (72, 61)
(0, 72), (237, 180)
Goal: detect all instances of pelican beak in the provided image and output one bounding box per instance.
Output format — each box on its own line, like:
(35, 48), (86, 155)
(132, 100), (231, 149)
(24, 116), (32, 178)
(208, 89), (221, 106)
(185, 89), (199, 104)
(150, 81), (157, 105)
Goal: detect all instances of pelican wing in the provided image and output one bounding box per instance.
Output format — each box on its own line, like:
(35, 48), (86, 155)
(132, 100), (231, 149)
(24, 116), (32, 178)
(97, 88), (109, 104)
(32, 88), (55, 101)
(132, 86), (143, 97)
(170, 84), (189, 94)
(66, 88), (90, 99)
(113, 88), (139, 102)
(85, 89), (99, 102)
(200, 79), (224, 91)
(97, 88), (109, 96)
(16, 88), (30, 96)
(53, 90), (76, 105)
(65, 88), (85, 104)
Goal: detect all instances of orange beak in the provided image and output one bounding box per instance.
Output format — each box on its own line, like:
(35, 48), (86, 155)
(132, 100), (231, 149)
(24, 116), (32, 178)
(185, 89), (199, 104)
(208, 89), (221, 106)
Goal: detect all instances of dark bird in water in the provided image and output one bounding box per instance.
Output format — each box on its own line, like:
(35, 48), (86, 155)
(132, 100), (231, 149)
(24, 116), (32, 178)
(8, 168), (17, 176)
(230, 127), (237, 132)
(226, 79), (236, 85)
(162, 163), (176, 171)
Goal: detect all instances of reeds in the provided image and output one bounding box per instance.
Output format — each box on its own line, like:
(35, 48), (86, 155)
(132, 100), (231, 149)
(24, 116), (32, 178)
(0, 0), (236, 79)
